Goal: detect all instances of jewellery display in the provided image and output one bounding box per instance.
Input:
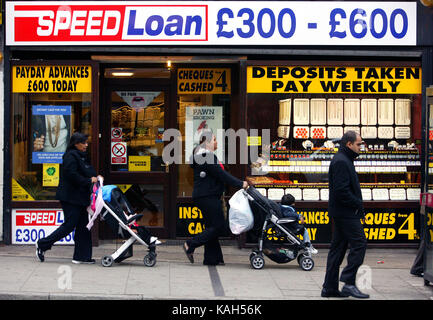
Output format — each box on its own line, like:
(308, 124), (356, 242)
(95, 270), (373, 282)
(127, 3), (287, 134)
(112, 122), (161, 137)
(279, 99), (291, 125)
(395, 127), (411, 139)
(361, 99), (377, 125)
(327, 99), (344, 125)
(327, 126), (343, 139)
(395, 99), (411, 125)
(311, 126), (326, 139)
(361, 126), (377, 139)
(344, 99), (360, 125)
(277, 125), (290, 138)
(378, 99), (394, 125)
(294, 126), (309, 139)
(293, 99), (309, 125)
(310, 98), (326, 125)
(378, 126), (394, 139)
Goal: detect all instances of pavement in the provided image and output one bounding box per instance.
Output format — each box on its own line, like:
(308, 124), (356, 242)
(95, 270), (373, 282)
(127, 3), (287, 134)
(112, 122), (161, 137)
(0, 241), (432, 301)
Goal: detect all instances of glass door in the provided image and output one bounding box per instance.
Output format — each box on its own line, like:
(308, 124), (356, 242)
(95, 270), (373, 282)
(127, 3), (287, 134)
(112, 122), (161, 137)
(100, 79), (173, 238)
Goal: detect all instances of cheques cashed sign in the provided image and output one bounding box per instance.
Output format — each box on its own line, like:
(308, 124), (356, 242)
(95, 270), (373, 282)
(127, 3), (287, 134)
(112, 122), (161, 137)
(6, 1), (416, 46)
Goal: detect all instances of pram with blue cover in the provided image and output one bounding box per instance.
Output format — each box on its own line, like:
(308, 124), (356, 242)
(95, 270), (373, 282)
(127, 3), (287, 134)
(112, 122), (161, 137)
(96, 184), (159, 267)
(246, 186), (315, 271)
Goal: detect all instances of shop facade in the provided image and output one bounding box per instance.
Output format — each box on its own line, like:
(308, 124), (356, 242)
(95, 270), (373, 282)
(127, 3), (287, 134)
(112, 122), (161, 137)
(2, 1), (433, 251)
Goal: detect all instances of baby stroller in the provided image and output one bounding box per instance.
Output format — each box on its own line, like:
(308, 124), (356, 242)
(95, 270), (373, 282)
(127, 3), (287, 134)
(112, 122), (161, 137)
(246, 186), (315, 271)
(89, 179), (159, 268)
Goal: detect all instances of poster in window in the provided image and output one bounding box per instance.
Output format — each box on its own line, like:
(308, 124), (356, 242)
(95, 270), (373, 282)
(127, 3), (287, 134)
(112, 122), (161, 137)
(31, 105), (71, 164)
(185, 106), (223, 163)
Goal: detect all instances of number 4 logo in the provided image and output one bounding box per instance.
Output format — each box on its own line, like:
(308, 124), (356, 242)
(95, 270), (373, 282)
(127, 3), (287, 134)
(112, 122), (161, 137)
(398, 213), (417, 240)
(215, 70), (230, 93)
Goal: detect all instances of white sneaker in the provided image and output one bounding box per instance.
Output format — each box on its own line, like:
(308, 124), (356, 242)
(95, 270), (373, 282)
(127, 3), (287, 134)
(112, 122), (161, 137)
(150, 236), (161, 245)
(305, 243), (318, 255)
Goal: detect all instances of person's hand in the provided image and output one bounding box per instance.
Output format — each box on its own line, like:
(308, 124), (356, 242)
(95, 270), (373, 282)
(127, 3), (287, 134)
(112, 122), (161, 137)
(90, 177), (98, 184)
(33, 135), (45, 151)
(242, 181), (249, 189)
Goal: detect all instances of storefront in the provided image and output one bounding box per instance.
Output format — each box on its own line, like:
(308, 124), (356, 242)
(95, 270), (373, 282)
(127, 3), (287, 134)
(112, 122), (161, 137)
(3, 1), (433, 248)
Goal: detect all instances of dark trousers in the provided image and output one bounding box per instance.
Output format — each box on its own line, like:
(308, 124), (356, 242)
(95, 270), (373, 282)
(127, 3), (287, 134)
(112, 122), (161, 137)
(38, 201), (92, 261)
(187, 196), (225, 265)
(323, 217), (367, 289)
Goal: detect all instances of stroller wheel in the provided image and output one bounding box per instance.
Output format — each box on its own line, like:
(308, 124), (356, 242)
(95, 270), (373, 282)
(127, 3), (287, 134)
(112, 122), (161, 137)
(250, 254), (265, 270)
(101, 255), (114, 267)
(299, 256), (314, 271)
(143, 253), (156, 267)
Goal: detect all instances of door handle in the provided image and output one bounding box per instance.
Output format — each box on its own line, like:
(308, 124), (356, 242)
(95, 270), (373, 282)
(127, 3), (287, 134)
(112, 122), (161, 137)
(161, 162), (169, 173)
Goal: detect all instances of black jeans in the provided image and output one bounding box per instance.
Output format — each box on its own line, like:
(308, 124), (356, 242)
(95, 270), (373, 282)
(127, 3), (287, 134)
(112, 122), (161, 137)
(187, 196), (225, 265)
(37, 201), (92, 261)
(323, 217), (367, 290)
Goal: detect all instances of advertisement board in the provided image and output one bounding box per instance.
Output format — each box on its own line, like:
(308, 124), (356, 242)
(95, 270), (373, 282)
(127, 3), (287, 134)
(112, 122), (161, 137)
(12, 209), (74, 245)
(6, 1), (417, 46)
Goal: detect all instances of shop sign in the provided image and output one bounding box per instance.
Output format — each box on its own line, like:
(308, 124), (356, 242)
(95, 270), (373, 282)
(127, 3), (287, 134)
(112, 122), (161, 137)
(177, 204), (205, 237)
(12, 178), (35, 201)
(6, 1), (416, 46)
(42, 163), (59, 187)
(111, 142), (127, 164)
(178, 68), (231, 94)
(246, 207), (419, 244)
(12, 65), (92, 93)
(247, 66), (422, 94)
(128, 155), (151, 171)
(12, 209), (74, 245)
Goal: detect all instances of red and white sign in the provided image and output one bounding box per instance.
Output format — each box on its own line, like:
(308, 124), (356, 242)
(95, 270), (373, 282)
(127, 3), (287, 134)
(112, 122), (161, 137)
(12, 209), (74, 245)
(111, 127), (123, 142)
(111, 142), (127, 164)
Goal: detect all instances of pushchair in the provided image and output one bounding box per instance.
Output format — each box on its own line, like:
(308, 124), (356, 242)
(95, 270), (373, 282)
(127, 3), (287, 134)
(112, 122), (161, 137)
(245, 186), (315, 271)
(89, 179), (159, 268)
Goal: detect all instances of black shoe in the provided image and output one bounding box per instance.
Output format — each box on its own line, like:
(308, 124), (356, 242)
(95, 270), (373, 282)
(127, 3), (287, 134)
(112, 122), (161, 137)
(341, 284), (370, 299)
(321, 288), (349, 298)
(72, 259), (95, 264)
(182, 242), (194, 264)
(35, 242), (45, 262)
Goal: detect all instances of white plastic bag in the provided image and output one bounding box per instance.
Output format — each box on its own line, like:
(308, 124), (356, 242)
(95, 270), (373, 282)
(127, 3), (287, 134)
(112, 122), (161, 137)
(228, 189), (254, 235)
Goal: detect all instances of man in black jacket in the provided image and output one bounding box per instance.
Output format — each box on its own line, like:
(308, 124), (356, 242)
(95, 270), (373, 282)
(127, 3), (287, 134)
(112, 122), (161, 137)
(321, 131), (369, 299)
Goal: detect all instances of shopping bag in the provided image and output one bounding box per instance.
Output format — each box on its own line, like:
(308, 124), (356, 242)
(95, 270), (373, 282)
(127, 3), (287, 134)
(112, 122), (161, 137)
(228, 189), (254, 235)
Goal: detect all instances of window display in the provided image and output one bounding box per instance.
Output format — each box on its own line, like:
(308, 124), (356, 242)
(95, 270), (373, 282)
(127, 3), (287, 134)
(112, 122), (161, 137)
(11, 64), (93, 201)
(246, 63), (422, 244)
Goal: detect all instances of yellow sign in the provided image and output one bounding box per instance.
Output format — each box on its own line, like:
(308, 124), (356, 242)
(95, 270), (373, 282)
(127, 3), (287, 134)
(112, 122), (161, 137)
(116, 184), (132, 193)
(128, 156), (151, 172)
(13, 65), (92, 93)
(42, 164), (59, 187)
(12, 178), (35, 201)
(247, 136), (262, 146)
(247, 66), (422, 94)
(178, 68), (231, 94)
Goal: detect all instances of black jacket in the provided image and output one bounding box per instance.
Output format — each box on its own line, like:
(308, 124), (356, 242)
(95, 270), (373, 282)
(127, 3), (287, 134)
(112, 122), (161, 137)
(328, 146), (364, 219)
(56, 148), (97, 206)
(190, 149), (243, 199)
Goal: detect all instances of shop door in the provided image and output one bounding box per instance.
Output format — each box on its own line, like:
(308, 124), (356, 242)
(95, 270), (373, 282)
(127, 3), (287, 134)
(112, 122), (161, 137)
(100, 81), (173, 239)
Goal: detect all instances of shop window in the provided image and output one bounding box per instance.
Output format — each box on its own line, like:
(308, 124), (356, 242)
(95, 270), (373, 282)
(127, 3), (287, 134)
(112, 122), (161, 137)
(11, 64), (92, 201)
(246, 64), (422, 244)
(176, 67), (232, 197)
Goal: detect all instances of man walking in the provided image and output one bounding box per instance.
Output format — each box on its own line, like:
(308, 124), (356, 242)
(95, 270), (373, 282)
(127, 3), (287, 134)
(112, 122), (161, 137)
(322, 130), (369, 299)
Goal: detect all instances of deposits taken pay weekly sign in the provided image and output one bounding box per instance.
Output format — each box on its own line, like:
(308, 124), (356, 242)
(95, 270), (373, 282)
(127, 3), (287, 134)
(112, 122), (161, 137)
(6, 1), (416, 46)
(247, 66), (422, 94)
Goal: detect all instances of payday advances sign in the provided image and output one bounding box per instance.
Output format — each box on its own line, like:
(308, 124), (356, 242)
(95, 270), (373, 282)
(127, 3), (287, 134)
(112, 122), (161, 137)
(247, 66), (422, 94)
(6, 1), (416, 46)
(13, 65), (92, 93)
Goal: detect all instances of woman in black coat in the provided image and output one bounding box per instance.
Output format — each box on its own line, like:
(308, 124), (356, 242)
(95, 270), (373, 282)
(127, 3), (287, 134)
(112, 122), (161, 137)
(183, 129), (248, 265)
(36, 132), (99, 264)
